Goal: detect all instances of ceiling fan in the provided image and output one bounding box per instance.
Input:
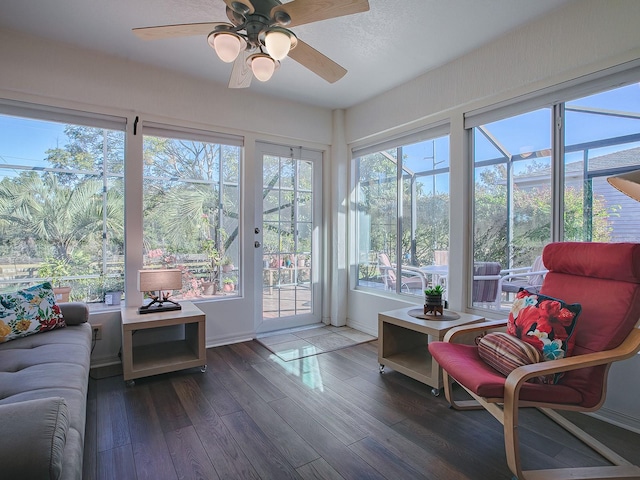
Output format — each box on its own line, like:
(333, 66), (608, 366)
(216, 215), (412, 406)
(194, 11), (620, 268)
(133, 0), (370, 88)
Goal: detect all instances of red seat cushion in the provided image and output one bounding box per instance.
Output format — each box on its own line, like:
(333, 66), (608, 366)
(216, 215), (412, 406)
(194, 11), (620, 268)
(429, 341), (583, 404)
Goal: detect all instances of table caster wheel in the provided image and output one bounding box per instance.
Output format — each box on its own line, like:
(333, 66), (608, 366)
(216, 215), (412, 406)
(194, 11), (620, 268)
(431, 388), (440, 397)
(126, 380), (135, 387)
(379, 364), (385, 373)
(200, 365), (207, 373)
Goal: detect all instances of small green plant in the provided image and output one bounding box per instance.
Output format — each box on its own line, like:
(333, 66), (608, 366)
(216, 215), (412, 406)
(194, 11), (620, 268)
(37, 257), (70, 287)
(102, 275), (124, 293)
(223, 276), (235, 285)
(221, 256), (233, 266)
(201, 239), (221, 282)
(424, 284), (444, 296)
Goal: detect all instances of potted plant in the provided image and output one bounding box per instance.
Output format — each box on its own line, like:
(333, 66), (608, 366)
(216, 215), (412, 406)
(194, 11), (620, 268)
(38, 257), (72, 302)
(201, 239), (221, 295)
(222, 276), (236, 292)
(102, 275), (124, 306)
(424, 284), (445, 315)
(221, 256), (234, 273)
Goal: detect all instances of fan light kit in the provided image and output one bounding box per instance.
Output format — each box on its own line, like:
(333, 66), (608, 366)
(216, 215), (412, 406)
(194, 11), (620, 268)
(133, 0), (370, 88)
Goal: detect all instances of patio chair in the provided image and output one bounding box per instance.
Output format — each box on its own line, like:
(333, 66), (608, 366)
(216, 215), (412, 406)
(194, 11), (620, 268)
(472, 261), (502, 308)
(378, 253), (426, 293)
(428, 242), (640, 480)
(498, 254), (548, 301)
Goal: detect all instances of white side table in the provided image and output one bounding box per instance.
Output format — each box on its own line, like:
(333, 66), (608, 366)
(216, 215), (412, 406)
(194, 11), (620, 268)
(378, 306), (483, 395)
(121, 300), (206, 385)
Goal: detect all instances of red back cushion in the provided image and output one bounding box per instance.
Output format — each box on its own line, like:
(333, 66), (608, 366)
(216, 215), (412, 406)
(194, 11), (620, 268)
(540, 242), (640, 407)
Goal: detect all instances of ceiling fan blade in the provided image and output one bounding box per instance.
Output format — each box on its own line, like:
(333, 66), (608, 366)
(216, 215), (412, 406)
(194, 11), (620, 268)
(271, 0), (369, 28)
(287, 39), (346, 83)
(222, 0), (255, 15)
(229, 50), (252, 88)
(132, 22), (231, 40)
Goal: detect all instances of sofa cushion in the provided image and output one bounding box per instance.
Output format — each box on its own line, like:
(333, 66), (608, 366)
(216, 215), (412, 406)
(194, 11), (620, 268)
(0, 396), (70, 480)
(0, 322), (92, 480)
(0, 282), (65, 343)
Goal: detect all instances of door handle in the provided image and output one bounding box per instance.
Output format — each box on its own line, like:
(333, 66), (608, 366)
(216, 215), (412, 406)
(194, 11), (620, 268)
(254, 241), (261, 248)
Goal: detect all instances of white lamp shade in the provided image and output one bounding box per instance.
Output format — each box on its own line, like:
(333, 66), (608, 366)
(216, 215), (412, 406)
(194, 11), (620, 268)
(137, 269), (182, 292)
(265, 30), (291, 61)
(250, 54), (277, 82)
(209, 32), (243, 63)
(607, 169), (640, 202)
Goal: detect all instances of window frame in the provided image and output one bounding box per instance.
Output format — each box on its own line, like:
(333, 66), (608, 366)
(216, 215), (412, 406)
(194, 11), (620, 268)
(468, 67), (640, 311)
(140, 122), (243, 303)
(0, 102), (127, 305)
(352, 124), (452, 298)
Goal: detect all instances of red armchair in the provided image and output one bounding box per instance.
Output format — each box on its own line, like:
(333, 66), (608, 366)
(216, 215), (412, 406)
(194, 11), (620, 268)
(429, 242), (640, 480)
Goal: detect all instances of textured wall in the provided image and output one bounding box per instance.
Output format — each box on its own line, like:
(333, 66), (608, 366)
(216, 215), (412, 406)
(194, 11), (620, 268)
(345, 0), (640, 144)
(0, 28), (332, 145)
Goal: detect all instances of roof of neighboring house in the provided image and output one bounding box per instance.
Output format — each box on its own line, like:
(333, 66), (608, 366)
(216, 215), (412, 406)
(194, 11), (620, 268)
(514, 146), (640, 187)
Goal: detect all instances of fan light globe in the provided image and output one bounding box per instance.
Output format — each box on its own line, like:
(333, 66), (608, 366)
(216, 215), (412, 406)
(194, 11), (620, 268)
(251, 54), (277, 82)
(265, 30), (291, 61)
(210, 32), (242, 63)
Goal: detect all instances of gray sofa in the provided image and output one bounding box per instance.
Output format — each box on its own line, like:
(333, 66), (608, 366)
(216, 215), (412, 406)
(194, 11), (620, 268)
(0, 302), (91, 480)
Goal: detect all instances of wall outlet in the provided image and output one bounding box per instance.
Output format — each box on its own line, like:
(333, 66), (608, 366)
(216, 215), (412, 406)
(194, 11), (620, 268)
(92, 324), (103, 341)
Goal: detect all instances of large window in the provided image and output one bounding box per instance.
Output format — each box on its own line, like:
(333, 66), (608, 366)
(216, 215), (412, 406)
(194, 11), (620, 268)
(354, 132), (450, 297)
(0, 110), (125, 303)
(142, 126), (242, 300)
(472, 81), (640, 310)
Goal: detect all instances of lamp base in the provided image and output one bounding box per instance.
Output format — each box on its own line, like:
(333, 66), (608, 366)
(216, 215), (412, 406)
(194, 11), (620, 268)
(138, 299), (182, 315)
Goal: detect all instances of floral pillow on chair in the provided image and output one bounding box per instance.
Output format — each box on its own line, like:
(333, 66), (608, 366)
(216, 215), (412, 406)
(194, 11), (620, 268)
(477, 288), (581, 383)
(0, 282), (65, 343)
(507, 288), (581, 382)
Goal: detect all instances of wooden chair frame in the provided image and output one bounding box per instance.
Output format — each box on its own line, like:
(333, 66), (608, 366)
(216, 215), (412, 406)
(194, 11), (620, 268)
(442, 319), (640, 480)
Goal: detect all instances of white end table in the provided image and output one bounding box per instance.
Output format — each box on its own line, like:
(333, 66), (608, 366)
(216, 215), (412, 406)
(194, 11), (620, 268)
(121, 300), (206, 385)
(378, 306), (483, 396)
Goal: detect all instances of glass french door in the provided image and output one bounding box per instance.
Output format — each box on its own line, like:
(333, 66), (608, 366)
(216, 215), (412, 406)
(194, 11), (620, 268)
(255, 142), (322, 332)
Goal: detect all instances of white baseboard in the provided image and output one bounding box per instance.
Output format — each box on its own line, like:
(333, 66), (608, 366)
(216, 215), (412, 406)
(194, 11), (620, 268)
(90, 355), (121, 369)
(206, 333), (254, 348)
(347, 317), (377, 337)
(586, 408), (640, 435)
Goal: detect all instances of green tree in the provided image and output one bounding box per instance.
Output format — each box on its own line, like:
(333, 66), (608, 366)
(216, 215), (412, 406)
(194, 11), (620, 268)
(474, 164), (613, 268)
(0, 172), (122, 267)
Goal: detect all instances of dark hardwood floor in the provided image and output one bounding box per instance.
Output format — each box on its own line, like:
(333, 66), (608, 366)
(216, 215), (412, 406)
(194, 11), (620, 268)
(83, 340), (640, 480)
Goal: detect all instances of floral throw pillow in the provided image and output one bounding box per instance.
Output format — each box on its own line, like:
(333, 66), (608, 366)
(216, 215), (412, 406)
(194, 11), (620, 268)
(0, 282), (66, 343)
(508, 289), (581, 383)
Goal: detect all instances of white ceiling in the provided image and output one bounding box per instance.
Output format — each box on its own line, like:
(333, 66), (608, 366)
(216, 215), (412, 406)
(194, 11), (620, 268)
(0, 0), (571, 109)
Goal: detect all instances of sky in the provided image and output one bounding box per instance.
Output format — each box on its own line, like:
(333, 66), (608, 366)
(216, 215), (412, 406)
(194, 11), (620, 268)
(406, 82), (640, 192)
(1, 83), (639, 187)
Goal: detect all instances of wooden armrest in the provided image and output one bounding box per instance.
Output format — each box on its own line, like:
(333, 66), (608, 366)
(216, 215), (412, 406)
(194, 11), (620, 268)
(444, 319), (507, 342)
(504, 328), (640, 401)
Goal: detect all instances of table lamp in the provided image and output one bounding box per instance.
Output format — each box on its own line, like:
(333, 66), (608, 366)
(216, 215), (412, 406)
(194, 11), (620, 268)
(607, 169), (640, 202)
(137, 268), (183, 314)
